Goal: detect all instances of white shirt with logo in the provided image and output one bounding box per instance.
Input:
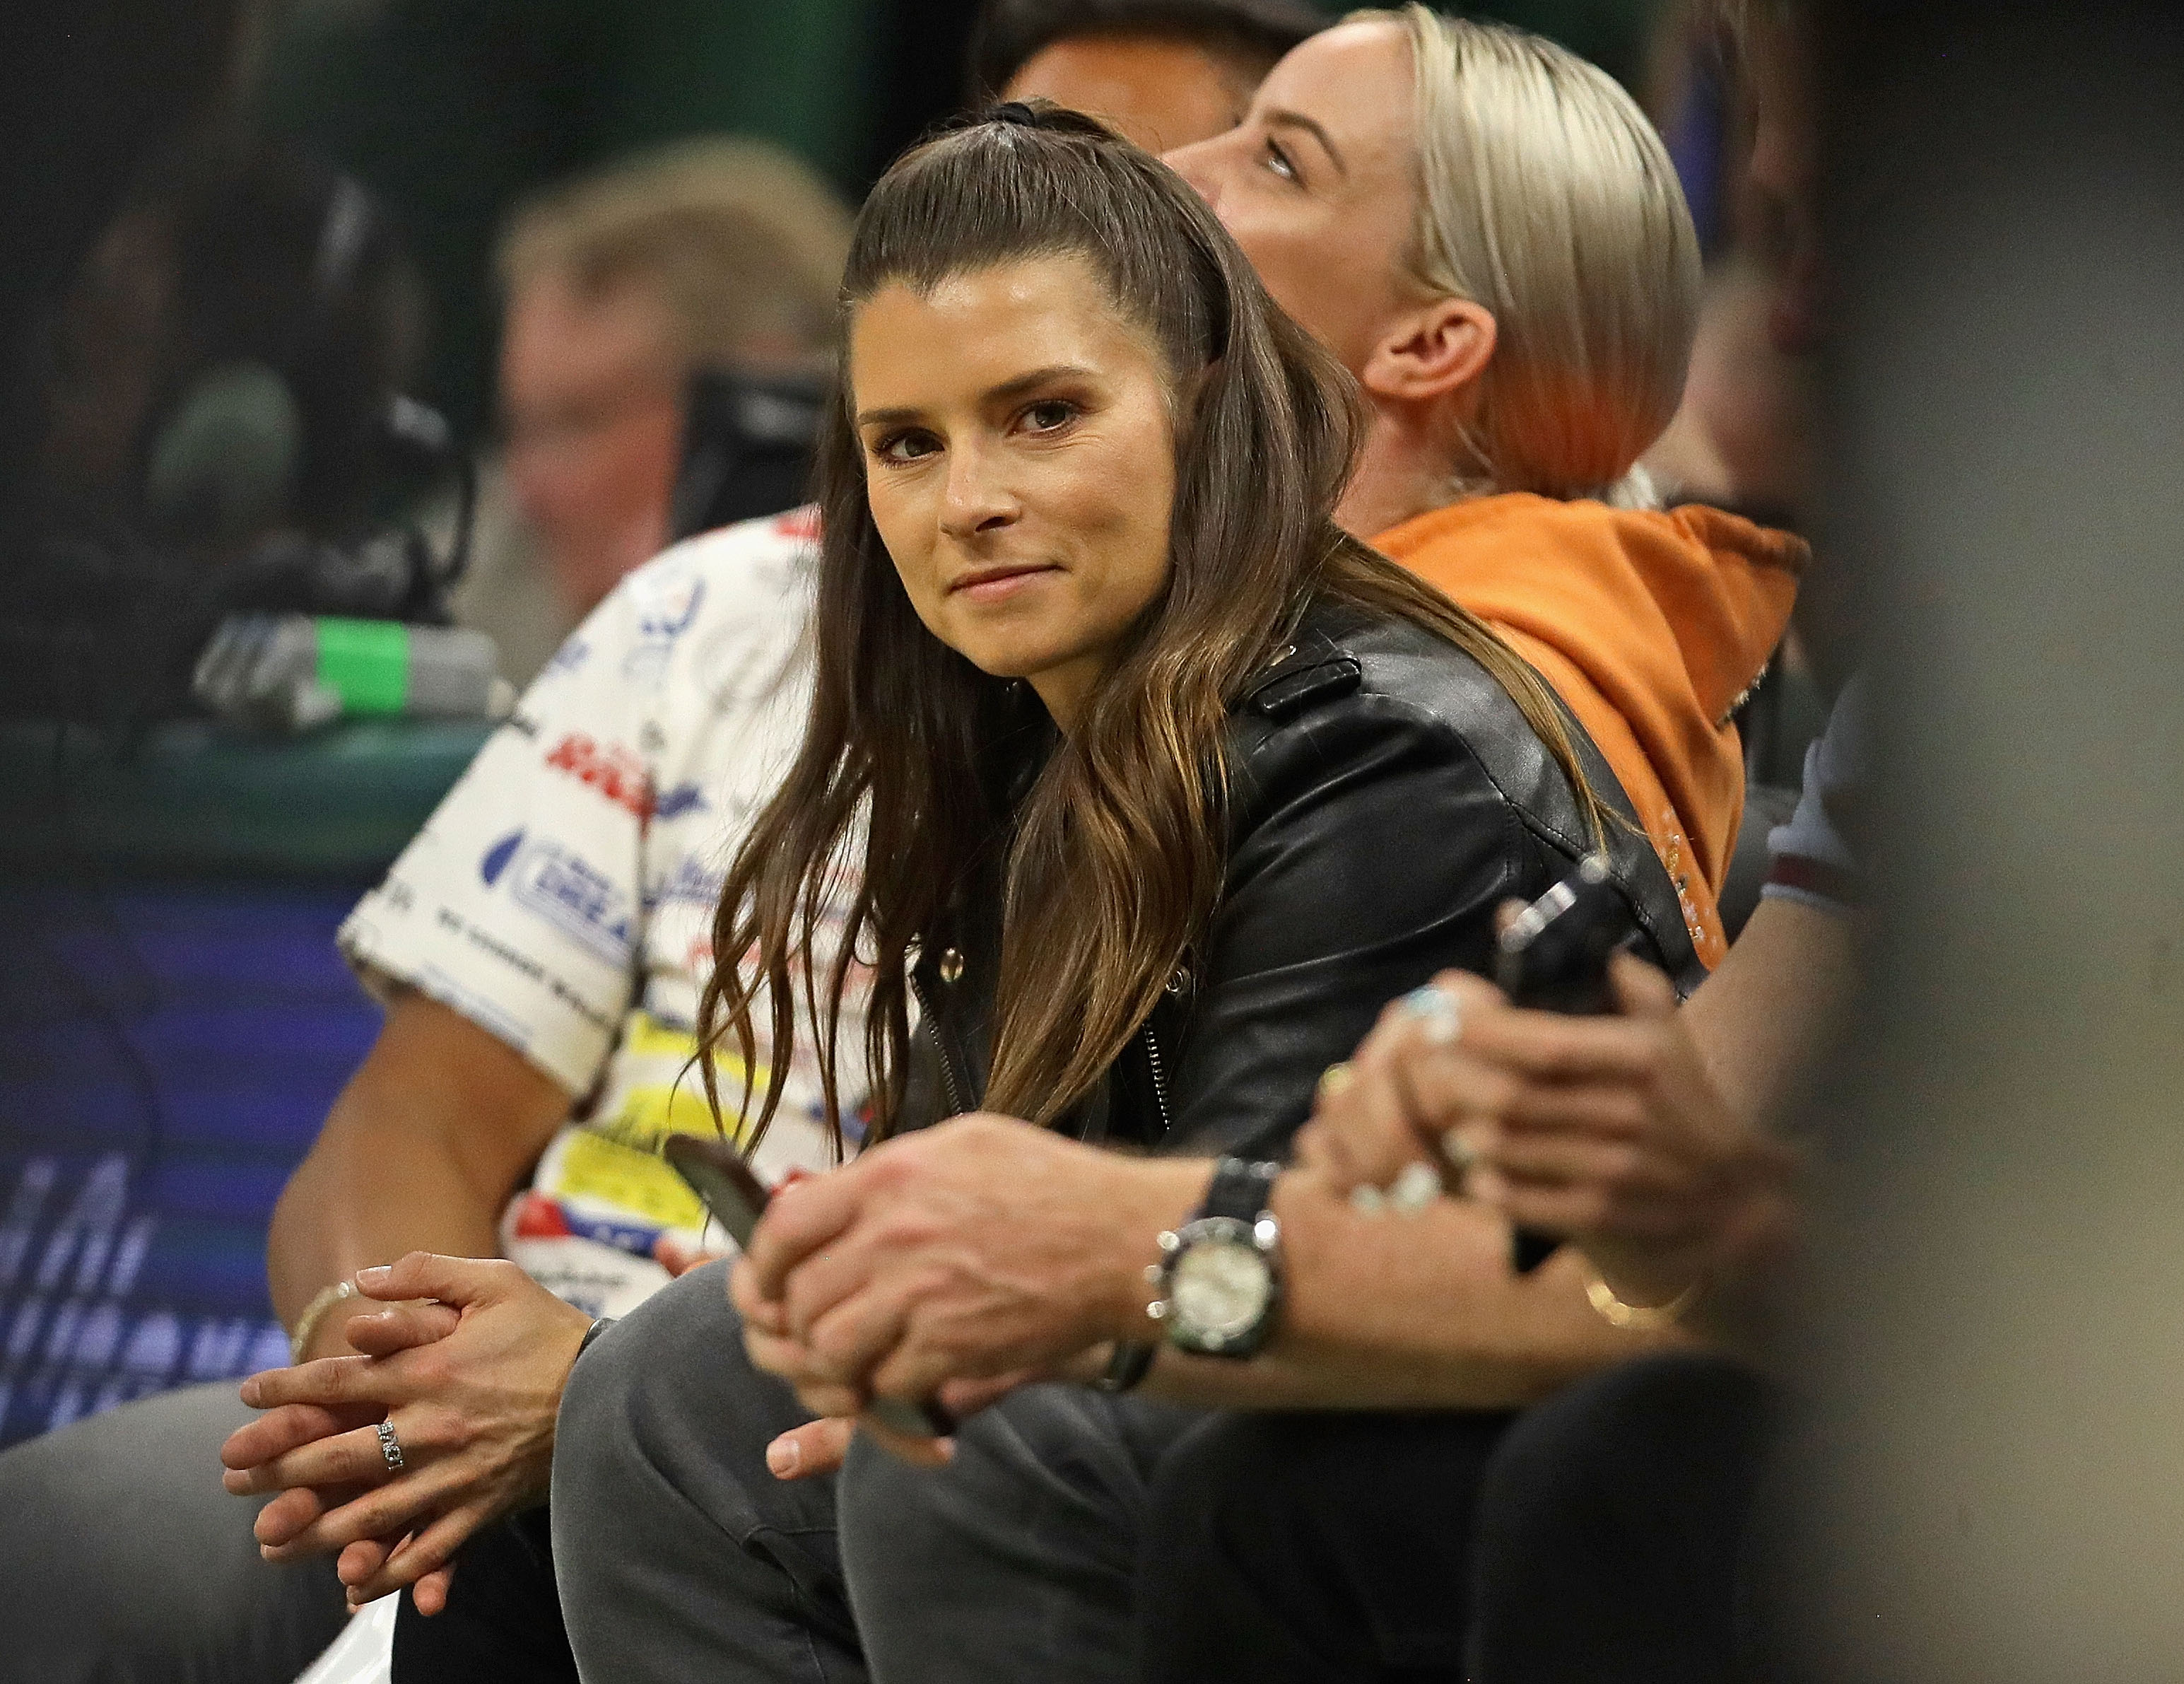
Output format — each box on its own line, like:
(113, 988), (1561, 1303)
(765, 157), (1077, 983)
(339, 510), (864, 1318)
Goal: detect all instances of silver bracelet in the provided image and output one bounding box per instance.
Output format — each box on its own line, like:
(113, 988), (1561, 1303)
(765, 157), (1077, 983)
(288, 1278), (358, 1363)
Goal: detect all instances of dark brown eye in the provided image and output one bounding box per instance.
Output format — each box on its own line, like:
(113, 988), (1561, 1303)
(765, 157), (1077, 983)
(876, 430), (939, 463)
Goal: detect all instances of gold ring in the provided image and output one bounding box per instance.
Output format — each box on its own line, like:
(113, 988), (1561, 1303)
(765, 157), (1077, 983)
(1317, 1062), (1355, 1101)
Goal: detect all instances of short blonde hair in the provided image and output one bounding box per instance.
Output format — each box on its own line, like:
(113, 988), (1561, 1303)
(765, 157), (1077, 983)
(1355, 6), (1701, 499)
(498, 136), (854, 366)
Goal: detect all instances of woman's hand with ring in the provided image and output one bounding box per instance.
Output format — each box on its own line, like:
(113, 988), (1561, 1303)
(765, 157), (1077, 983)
(1291, 968), (1516, 1203)
(220, 1252), (592, 1610)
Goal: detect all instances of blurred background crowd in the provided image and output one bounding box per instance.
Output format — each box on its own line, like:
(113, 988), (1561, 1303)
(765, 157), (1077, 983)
(6, 0), (1749, 691)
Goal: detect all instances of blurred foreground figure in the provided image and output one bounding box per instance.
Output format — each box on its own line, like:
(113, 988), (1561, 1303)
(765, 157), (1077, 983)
(456, 139), (850, 680)
(1241, 686), (1862, 1681)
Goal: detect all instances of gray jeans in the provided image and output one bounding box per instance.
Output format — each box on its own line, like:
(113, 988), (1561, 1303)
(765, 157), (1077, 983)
(551, 1261), (1199, 1684)
(0, 1381), (346, 1684)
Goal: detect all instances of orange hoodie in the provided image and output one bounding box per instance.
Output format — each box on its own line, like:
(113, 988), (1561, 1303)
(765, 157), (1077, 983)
(1375, 493), (1805, 969)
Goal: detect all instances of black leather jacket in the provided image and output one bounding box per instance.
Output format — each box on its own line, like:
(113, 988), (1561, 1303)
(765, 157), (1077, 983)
(904, 601), (1703, 1161)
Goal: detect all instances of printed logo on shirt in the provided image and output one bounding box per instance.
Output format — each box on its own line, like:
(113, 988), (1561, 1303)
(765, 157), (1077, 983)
(654, 854), (724, 908)
(481, 829), (524, 887)
(623, 572), (706, 686)
(528, 1012), (763, 1242)
(482, 831), (635, 966)
(413, 902), (616, 1036)
(509, 1188), (669, 1256)
(652, 781), (709, 821)
(544, 732), (652, 821)
(772, 505), (822, 542)
(634, 574), (705, 642)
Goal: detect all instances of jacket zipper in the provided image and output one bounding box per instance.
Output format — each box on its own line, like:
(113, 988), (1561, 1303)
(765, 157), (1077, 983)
(914, 959), (1172, 1135)
(907, 969), (970, 1117)
(1141, 1022), (1175, 1137)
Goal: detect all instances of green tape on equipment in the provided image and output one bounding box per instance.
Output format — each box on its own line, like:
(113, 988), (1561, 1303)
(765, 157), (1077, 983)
(314, 617), (410, 715)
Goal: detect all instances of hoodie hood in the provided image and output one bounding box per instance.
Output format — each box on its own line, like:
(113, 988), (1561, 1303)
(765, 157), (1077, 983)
(1375, 492), (1805, 966)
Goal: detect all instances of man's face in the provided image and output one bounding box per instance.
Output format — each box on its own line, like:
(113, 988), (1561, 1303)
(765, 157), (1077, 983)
(1164, 21), (1420, 379)
(499, 271), (683, 620)
(1744, 19), (1822, 354)
(1002, 33), (1257, 154)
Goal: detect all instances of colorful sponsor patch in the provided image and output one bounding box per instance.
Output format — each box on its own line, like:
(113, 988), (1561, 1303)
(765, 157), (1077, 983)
(535, 1129), (709, 1234)
(589, 1011), (759, 1151)
(524, 1010), (768, 1242)
(508, 1189), (667, 1257)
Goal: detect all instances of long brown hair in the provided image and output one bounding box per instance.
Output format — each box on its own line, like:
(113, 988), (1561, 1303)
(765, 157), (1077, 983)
(697, 104), (1601, 1150)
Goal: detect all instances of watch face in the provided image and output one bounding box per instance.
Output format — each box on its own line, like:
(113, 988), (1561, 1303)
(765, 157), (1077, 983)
(1171, 1234), (1273, 1341)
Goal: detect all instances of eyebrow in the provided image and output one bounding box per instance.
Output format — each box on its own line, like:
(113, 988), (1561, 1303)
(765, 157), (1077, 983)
(1267, 109), (1346, 178)
(855, 364), (1097, 428)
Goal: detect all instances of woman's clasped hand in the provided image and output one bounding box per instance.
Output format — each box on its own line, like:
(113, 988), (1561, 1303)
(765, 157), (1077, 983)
(1296, 950), (1801, 1312)
(219, 1253), (593, 1611)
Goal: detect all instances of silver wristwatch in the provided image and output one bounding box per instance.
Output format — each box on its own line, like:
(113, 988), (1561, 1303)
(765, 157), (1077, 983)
(1149, 1157), (1284, 1358)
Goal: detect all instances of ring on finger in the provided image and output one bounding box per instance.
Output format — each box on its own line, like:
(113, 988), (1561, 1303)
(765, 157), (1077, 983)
(1387, 1159), (1442, 1215)
(1440, 1128), (1481, 1182)
(1317, 1061), (1356, 1101)
(1400, 983), (1464, 1047)
(375, 1420), (405, 1474)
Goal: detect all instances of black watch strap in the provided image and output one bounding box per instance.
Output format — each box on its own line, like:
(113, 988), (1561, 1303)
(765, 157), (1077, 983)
(1095, 1340), (1158, 1393)
(1199, 1157), (1281, 1222)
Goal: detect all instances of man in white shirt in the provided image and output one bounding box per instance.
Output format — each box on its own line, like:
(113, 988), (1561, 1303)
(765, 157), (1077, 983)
(338, 506), (852, 1325)
(0, 510), (857, 1683)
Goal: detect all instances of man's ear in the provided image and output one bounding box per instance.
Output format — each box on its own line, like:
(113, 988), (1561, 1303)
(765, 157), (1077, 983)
(1357, 297), (1497, 407)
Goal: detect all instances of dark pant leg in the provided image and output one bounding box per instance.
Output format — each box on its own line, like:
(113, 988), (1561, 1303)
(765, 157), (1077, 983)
(0, 1379), (346, 1684)
(391, 1504), (575, 1683)
(1134, 1409), (1516, 1684)
(550, 1260), (863, 1684)
(1468, 1353), (1778, 1684)
(838, 1384), (1203, 1684)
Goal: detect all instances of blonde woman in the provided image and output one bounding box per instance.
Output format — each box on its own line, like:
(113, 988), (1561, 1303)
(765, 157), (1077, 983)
(1171, 6), (1807, 966)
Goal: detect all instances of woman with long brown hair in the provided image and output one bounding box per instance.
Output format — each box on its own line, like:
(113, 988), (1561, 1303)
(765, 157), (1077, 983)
(552, 101), (1701, 1684)
(695, 100), (1696, 1168)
